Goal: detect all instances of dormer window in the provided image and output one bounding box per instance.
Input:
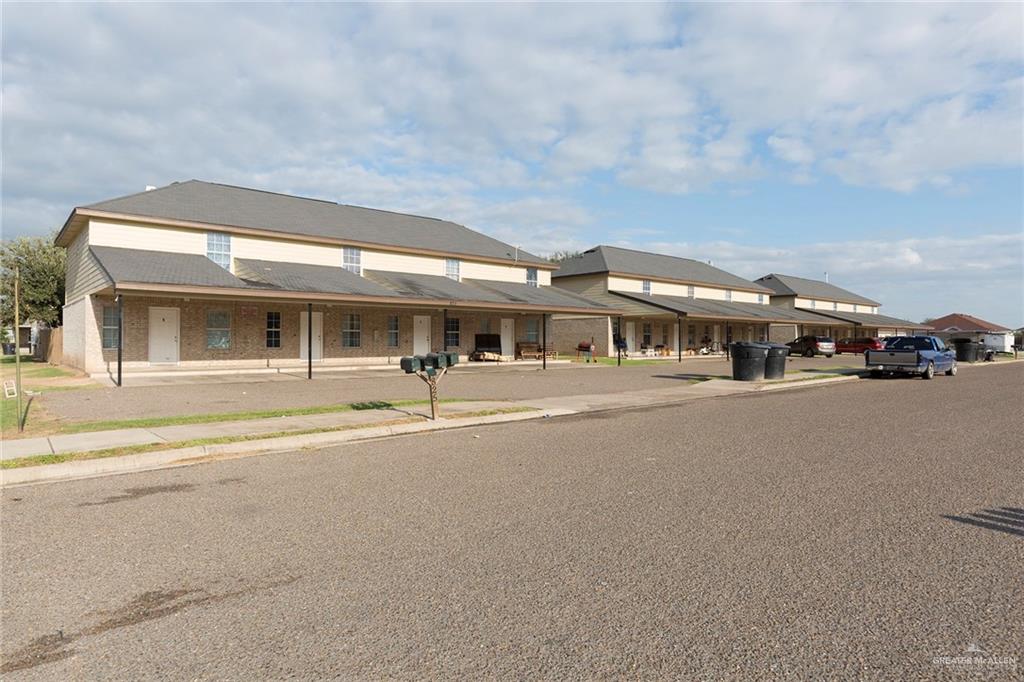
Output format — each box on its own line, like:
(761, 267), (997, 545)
(526, 267), (539, 287)
(445, 258), (461, 281)
(642, 279), (651, 295)
(342, 247), (362, 275)
(207, 232), (231, 270)
(725, 289), (732, 302)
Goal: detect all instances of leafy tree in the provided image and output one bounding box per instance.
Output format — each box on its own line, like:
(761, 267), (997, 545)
(1, 235), (66, 328)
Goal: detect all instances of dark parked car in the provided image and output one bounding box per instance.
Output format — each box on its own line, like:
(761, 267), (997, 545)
(836, 337), (883, 355)
(866, 335), (956, 379)
(787, 335), (835, 358)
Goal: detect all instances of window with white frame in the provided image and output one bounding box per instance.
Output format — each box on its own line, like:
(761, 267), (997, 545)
(102, 306), (119, 349)
(833, 301), (838, 311)
(342, 247), (362, 275)
(687, 285), (695, 298)
(445, 258), (461, 281)
(642, 280), (651, 295)
(810, 300), (816, 309)
(853, 304), (858, 312)
(526, 267), (538, 287)
(342, 314), (361, 347)
(207, 232), (231, 269)
(386, 315), (399, 347)
(642, 322), (652, 347)
(725, 289), (732, 302)
(445, 317), (460, 347)
(206, 310), (231, 349)
(266, 311), (281, 348)
(758, 293), (764, 304)
(525, 318), (539, 343)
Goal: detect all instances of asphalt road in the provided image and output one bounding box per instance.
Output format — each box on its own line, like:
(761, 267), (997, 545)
(3, 364), (1022, 679)
(44, 355), (866, 422)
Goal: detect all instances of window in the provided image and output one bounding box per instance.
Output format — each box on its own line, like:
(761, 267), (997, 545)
(687, 324), (696, 347)
(445, 258), (460, 281)
(342, 314), (361, 348)
(526, 318), (539, 343)
(207, 232), (231, 270)
(102, 306), (119, 350)
(342, 247), (362, 275)
(612, 319), (620, 337)
(810, 299), (816, 309)
(687, 285), (695, 298)
(642, 322), (652, 347)
(445, 317), (460, 347)
(725, 289), (732, 302)
(833, 301), (838, 311)
(206, 310), (231, 349)
(386, 315), (399, 347)
(642, 279), (651, 295)
(852, 304), (858, 312)
(661, 324), (669, 346)
(526, 267), (538, 287)
(266, 312), (281, 348)
(758, 294), (764, 304)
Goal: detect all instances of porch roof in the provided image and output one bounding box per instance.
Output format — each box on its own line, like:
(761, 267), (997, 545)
(90, 246), (616, 314)
(800, 309), (931, 329)
(609, 291), (838, 324)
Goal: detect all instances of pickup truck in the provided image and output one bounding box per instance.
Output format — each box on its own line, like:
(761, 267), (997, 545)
(866, 336), (957, 379)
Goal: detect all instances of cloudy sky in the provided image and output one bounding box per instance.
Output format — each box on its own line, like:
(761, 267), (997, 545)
(3, 3), (1022, 325)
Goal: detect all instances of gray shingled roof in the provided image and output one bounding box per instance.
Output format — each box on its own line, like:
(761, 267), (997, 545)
(81, 180), (547, 265)
(755, 273), (880, 306)
(805, 309), (930, 329)
(611, 292), (838, 323)
(235, 258), (396, 297)
(91, 246), (247, 288)
(553, 245), (771, 293)
(88, 246), (612, 312)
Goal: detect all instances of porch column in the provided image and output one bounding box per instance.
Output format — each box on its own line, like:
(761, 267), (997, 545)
(443, 308), (448, 351)
(307, 302), (312, 380)
(617, 315), (623, 366)
(116, 293), (123, 388)
(677, 314), (683, 363)
(542, 313), (548, 370)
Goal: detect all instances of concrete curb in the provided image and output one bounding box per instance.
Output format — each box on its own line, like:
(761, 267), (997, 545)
(1, 408), (575, 488)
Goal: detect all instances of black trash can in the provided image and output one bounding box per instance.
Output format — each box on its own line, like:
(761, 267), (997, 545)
(764, 343), (790, 380)
(730, 341), (769, 381)
(952, 339), (980, 363)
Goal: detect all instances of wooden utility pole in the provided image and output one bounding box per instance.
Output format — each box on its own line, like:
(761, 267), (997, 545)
(14, 266), (23, 431)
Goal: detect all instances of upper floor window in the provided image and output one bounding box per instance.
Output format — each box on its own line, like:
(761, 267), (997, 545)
(642, 280), (651, 295)
(757, 293), (764, 304)
(852, 304), (858, 312)
(445, 258), (461, 281)
(725, 289), (732, 302)
(809, 300), (816, 309)
(687, 285), (695, 298)
(833, 301), (838, 311)
(207, 232), (231, 270)
(526, 267), (539, 287)
(342, 247), (362, 275)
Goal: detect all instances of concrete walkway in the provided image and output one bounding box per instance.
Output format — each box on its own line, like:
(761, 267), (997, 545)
(1, 400), (517, 461)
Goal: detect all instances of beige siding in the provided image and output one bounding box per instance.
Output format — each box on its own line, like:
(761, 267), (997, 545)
(233, 235), (340, 267)
(65, 227), (111, 303)
(794, 297), (876, 313)
(608, 275), (767, 304)
(361, 249), (444, 276)
(89, 219), (206, 254)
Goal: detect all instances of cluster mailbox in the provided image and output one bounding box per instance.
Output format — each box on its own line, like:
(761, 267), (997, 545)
(401, 352), (460, 419)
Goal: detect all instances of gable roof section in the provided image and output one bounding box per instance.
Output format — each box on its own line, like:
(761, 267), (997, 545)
(63, 180), (548, 266)
(554, 245), (771, 293)
(926, 313), (1011, 333)
(610, 292), (837, 324)
(755, 273), (880, 306)
(808, 309), (930, 329)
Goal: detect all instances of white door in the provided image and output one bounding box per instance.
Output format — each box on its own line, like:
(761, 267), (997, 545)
(413, 315), (431, 356)
(299, 311), (323, 361)
(625, 321), (636, 352)
(148, 307), (179, 364)
(500, 318), (515, 357)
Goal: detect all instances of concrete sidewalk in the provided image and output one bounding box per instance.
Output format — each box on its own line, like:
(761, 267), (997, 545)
(1, 400), (517, 461)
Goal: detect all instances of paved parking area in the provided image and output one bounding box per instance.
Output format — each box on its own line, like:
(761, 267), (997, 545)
(43, 355), (867, 422)
(2, 363), (1020, 678)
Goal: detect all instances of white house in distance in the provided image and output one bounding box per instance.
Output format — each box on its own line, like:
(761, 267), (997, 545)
(549, 246), (838, 357)
(56, 180), (613, 378)
(927, 313), (1015, 352)
(754, 273), (930, 340)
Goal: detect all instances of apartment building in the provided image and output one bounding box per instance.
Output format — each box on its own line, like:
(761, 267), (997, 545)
(550, 246), (837, 357)
(57, 180), (612, 376)
(755, 273), (929, 340)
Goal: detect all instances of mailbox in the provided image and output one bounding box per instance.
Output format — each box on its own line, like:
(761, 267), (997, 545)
(445, 351), (459, 366)
(425, 352), (447, 369)
(400, 356), (422, 373)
